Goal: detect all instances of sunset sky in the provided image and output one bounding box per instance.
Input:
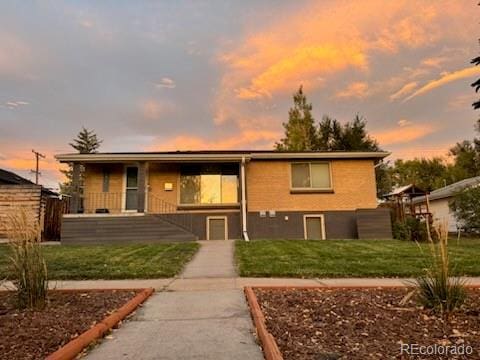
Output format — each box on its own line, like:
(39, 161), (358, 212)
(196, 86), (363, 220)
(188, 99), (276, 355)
(0, 1), (479, 190)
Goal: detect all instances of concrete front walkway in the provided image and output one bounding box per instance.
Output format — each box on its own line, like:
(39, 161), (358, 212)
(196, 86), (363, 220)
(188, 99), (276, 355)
(180, 240), (236, 278)
(86, 240), (264, 360)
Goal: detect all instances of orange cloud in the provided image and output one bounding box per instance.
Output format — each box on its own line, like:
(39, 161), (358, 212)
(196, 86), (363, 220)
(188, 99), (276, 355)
(404, 66), (480, 102)
(236, 45), (368, 100)
(391, 146), (451, 160)
(373, 122), (437, 146)
(150, 128), (282, 151)
(0, 151), (60, 173)
(335, 82), (369, 99)
(389, 81), (417, 101)
(0, 148), (65, 189)
(209, 0), (474, 142)
(217, 1), (469, 106)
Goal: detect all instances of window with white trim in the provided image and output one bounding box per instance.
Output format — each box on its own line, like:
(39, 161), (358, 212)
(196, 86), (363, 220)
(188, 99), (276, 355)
(291, 162), (332, 189)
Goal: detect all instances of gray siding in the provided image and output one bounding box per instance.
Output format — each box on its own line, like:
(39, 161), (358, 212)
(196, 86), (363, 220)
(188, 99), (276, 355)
(247, 210), (391, 240)
(169, 211), (241, 240)
(356, 208), (393, 239)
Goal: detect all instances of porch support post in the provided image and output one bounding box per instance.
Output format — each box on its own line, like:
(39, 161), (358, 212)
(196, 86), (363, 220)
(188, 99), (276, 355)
(70, 162), (81, 213)
(137, 161), (146, 213)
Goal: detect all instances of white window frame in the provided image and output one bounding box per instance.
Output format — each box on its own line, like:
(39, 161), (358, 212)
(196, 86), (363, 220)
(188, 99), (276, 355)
(303, 214), (326, 240)
(290, 162), (333, 191)
(206, 216), (228, 240)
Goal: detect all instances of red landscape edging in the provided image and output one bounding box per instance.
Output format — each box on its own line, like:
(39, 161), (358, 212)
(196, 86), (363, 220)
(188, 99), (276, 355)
(46, 287), (154, 360)
(244, 286), (283, 360)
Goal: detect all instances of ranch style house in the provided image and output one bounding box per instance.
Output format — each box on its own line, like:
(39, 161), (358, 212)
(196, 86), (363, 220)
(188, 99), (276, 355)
(55, 150), (392, 244)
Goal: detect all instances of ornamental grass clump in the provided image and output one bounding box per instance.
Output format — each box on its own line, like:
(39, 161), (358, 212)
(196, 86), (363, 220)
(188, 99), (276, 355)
(415, 220), (466, 315)
(7, 208), (48, 309)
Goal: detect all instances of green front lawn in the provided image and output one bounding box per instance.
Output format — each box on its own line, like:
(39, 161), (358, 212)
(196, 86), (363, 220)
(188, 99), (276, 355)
(235, 239), (480, 278)
(0, 243), (199, 280)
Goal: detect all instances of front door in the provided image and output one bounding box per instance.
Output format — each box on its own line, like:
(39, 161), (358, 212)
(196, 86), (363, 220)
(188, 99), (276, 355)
(304, 215), (325, 240)
(207, 217), (227, 240)
(125, 166), (138, 211)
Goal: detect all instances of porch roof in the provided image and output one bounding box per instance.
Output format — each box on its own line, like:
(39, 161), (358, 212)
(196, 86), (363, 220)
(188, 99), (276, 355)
(55, 150), (390, 163)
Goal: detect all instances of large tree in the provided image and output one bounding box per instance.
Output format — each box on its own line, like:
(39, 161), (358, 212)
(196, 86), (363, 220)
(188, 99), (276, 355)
(275, 86), (318, 151)
(449, 139), (480, 179)
(317, 114), (379, 151)
(388, 157), (454, 192)
(450, 186), (480, 233)
(60, 127), (102, 195)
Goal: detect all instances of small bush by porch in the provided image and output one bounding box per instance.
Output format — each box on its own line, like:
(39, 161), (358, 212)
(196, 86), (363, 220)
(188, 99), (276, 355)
(0, 243), (199, 280)
(235, 239), (480, 278)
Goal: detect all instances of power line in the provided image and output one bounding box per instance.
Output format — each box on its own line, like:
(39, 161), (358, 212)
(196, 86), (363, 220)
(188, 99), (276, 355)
(30, 149), (45, 185)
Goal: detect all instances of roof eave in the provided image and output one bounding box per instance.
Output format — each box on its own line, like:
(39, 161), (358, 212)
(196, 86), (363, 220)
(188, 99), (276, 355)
(55, 151), (391, 163)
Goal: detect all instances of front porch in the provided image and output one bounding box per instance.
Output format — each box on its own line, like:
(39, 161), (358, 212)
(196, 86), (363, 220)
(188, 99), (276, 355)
(65, 158), (248, 242)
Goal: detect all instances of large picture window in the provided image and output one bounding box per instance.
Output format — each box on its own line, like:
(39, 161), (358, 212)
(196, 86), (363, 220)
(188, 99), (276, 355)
(180, 165), (239, 205)
(291, 162), (331, 189)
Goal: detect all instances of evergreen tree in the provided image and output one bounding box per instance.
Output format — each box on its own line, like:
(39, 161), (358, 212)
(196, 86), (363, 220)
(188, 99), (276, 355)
(60, 127), (102, 195)
(69, 127), (102, 154)
(335, 114), (380, 151)
(275, 86), (318, 151)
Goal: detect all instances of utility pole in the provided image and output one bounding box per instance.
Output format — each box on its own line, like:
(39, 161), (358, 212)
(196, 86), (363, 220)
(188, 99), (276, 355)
(31, 149), (45, 185)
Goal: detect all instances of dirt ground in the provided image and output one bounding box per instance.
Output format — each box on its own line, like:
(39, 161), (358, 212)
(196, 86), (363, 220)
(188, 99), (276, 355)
(254, 287), (480, 360)
(0, 290), (139, 360)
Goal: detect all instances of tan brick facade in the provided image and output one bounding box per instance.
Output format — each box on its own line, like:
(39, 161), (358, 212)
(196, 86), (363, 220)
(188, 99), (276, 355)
(84, 164), (124, 213)
(84, 163), (180, 213)
(84, 159), (378, 213)
(246, 159), (377, 211)
(147, 163), (179, 212)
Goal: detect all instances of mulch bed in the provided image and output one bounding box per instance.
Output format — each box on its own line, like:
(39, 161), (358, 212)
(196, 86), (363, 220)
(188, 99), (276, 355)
(0, 289), (140, 360)
(254, 287), (480, 360)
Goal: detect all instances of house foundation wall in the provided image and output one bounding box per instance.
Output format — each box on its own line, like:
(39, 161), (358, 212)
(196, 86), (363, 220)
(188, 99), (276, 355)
(247, 209), (392, 240)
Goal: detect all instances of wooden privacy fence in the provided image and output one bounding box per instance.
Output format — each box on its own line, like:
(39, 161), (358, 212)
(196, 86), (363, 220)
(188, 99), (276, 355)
(43, 196), (70, 241)
(0, 185), (69, 241)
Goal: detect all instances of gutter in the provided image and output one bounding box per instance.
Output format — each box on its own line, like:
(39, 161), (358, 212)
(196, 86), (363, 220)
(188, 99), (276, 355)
(241, 156), (249, 241)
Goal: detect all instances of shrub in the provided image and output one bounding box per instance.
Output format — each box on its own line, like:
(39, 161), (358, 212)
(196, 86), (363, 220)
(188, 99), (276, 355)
(393, 217), (428, 242)
(7, 208), (48, 309)
(449, 186), (480, 234)
(414, 221), (466, 315)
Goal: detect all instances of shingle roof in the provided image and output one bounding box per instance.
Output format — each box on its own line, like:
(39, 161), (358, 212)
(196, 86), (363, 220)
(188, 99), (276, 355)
(412, 176), (480, 203)
(0, 168), (35, 185)
(0, 168), (59, 196)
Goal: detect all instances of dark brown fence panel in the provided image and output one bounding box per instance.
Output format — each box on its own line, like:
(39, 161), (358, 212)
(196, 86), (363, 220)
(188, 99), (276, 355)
(42, 197), (69, 241)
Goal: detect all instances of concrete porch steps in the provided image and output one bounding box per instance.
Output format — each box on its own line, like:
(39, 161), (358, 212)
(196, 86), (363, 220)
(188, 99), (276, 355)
(61, 215), (197, 244)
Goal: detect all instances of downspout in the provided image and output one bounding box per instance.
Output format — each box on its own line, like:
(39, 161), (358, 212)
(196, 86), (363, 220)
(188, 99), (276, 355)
(241, 156), (249, 241)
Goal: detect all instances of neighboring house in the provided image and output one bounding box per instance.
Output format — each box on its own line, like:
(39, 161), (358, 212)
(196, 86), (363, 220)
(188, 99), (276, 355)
(412, 176), (480, 233)
(0, 168), (60, 239)
(55, 150), (392, 244)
